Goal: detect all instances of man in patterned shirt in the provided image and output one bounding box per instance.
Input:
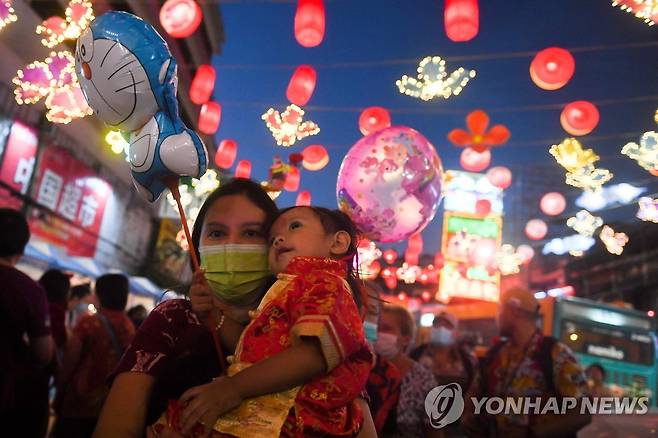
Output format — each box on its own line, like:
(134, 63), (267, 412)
(462, 287), (591, 438)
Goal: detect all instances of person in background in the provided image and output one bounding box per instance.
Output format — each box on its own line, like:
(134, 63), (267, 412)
(54, 274), (135, 438)
(127, 304), (148, 329)
(0, 208), (54, 438)
(585, 363), (612, 398)
(39, 269), (71, 357)
(68, 283), (94, 329)
(377, 303), (442, 438)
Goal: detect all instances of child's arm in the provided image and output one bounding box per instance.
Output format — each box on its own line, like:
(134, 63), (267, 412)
(178, 337), (326, 434)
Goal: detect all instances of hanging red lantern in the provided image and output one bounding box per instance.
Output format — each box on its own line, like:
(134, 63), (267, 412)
(405, 249), (419, 266)
(530, 47), (575, 91)
(421, 290), (432, 302)
(460, 147), (491, 172)
(159, 0), (203, 39)
(525, 219), (548, 241)
(408, 233), (423, 254)
(198, 101), (221, 135)
(296, 190), (311, 206)
(444, 0), (479, 42)
(475, 199), (491, 216)
(486, 166), (512, 189)
(302, 144), (329, 171)
(286, 65), (317, 106)
(294, 0), (325, 48)
(284, 166), (301, 192)
(359, 107), (391, 136)
(235, 160), (252, 179)
(215, 139), (237, 169)
(397, 291), (407, 301)
(434, 252), (445, 269)
(384, 275), (397, 290)
(540, 192), (566, 216)
(560, 101), (600, 136)
(383, 249), (398, 264)
(190, 65), (216, 105)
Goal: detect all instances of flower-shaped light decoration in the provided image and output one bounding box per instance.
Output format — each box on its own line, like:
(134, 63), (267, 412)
(166, 184), (193, 209)
(396, 56), (476, 101)
(611, 0), (657, 26)
(176, 219), (195, 251)
(13, 51), (92, 124)
(567, 210), (604, 237)
(542, 234), (596, 256)
(447, 110), (510, 153)
(36, 0), (94, 48)
(262, 104), (320, 147)
(496, 244), (523, 276)
(600, 225), (629, 255)
(192, 169), (220, 197)
(105, 130), (129, 157)
(621, 131), (658, 174)
(637, 197), (658, 223)
(396, 262), (422, 284)
(0, 1), (17, 31)
(565, 165), (613, 192)
(549, 138), (600, 172)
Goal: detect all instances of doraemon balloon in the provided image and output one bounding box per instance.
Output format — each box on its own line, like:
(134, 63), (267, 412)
(75, 11), (207, 201)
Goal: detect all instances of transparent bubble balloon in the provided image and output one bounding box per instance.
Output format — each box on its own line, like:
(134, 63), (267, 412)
(336, 126), (444, 242)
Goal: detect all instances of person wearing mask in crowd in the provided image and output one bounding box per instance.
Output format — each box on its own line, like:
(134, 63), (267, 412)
(67, 283), (94, 329)
(462, 287), (591, 438)
(363, 281), (402, 436)
(39, 269), (71, 358)
(586, 363), (612, 398)
(127, 304), (148, 329)
(0, 208), (54, 438)
(54, 273), (135, 438)
(377, 303), (442, 438)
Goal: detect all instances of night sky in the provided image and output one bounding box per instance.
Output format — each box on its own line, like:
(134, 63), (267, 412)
(211, 0), (658, 255)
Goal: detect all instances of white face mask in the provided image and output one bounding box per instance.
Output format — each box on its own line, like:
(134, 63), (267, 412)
(431, 326), (455, 346)
(375, 332), (400, 359)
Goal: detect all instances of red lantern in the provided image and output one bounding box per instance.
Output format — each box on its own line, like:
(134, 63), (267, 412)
(159, 0), (203, 39)
(517, 244), (535, 264)
(408, 233), (423, 254)
(397, 292), (407, 301)
(359, 107), (391, 136)
(296, 191), (311, 206)
(284, 166), (301, 192)
(486, 166), (512, 189)
(190, 65), (216, 105)
(383, 249), (398, 264)
(444, 0), (479, 42)
(475, 199), (491, 216)
(434, 252), (444, 269)
(384, 276), (397, 290)
(460, 147), (491, 172)
(540, 192), (566, 216)
(235, 160), (252, 179)
(198, 101), (221, 135)
(530, 47), (575, 91)
(215, 139), (237, 169)
(294, 0), (325, 48)
(560, 101), (600, 136)
(286, 65), (317, 106)
(525, 219), (548, 241)
(404, 249), (419, 266)
(302, 144), (329, 171)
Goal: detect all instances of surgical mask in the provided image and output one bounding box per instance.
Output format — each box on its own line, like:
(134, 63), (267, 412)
(431, 326), (455, 346)
(364, 321), (378, 346)
(199, 244), (270, 306)
(375, 332), (399, 359)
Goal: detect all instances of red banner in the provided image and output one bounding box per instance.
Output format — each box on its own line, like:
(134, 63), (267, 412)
(0, 120), (39, 209)
(30, 144), (111, 257)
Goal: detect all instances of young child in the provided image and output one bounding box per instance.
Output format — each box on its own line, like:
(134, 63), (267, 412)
(170, 206), (373, 437)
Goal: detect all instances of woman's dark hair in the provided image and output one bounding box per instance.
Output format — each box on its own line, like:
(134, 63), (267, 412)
(38, 269), (71, 306)
(267, 206), (367, 313)
(190, 178), (279, 270)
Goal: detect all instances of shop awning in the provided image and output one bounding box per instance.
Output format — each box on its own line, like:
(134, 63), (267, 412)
(129, 276), (163, 299)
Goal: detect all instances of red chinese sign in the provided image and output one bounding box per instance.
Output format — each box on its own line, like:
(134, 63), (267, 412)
(0, 120), (39, 209)
(30, 144), (111, 257)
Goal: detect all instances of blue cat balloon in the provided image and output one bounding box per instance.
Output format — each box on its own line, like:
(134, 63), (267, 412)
(75, 11), (208, 201)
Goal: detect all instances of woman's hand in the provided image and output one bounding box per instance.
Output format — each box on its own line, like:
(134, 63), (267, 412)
(145, 424), (184, 438)
(179, 376), (244, 436)
(189, 270), (215, 317)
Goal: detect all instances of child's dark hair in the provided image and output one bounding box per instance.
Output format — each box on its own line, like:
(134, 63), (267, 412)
(268, 206), (367, 313)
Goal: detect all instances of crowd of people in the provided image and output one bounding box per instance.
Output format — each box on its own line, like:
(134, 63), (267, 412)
(1, 178), (609, 437)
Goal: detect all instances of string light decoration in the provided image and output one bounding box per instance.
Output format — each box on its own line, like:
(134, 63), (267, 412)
(191, 169), (219, 197)
(567, 210), (603, 237)
(576, 183), (646, 211)
(621, 131), (658, 174)
(262, 104), (320, 147)
(166, 184), (193, 209)
(0, 1), (17, 32)
(600, 225), (629, 255)
(36, 0), (94, 48)
(549, 138), (600, 172)
(13, 51), (92, 124)
(637, 197), (658, 223)
(496, 244), (523, 276)
(611, 0), (657, 26)
(396, 56), (476, 101)
(565, 165), (613, 192)
(396, 262), (422, 284)
(105, 130), (128, 155)
(543, 234), (596, 256)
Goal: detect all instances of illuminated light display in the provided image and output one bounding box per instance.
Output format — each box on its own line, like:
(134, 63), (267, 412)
(565, 165), (613, 192)
(621, 131), (658, 174)
(36, 0), (94, 48)
(0, 1), (17, 32)
(611, 0), (657, 25)
(540, 192), (566, 216)
(516, 244), (535, 263)
(235, 160), (252, 179)
(189, 65), (216, 105)
(396, 262), (422, 284)
(542, 234), (596, 256)
(460, 147), (491, 172)
(198, 101), (222, 135)
(215, 139), (237, 169)
(575, 183), (646, 211)
(358, 106), (391, 136)
(525, 219), (548, 240)
(567, 210), (603, 237)
(396, 56), (476, 101)
(105, 130), (129, 158)
(301, 144), (329, 171)
(496, 244), (523, 276)
(286, 65), (317, 106)
(447, 110), (510, 153)
(294, 0), (325, 47)
(444, 0), (479, 42)
(166, 184), (192, 209)
(637, 197), (658, 223)
(599, 225), (629, 255)
(191, 169), (219, 197)
(262, 104), (320, 147)
(357, 239), (382, 267)
(560, 101), (600, 136)
(159, 0), (203, 38)
(296, 191), (311, 206)
(443, 170), (504, 216)
(486, 166), (512, 189)
(529, 47), (575, 90)
(383, 249), (398, 264)
(549, 138), (599, 173)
